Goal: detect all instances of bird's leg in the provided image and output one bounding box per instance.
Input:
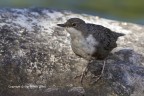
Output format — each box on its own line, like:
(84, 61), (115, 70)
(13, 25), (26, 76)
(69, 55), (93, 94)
(74, 63), (89, 84)
(91, 60), (106, 84)
(80, 65), (88, 84)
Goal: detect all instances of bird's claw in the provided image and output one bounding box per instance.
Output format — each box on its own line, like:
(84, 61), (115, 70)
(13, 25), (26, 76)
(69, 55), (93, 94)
(74, 73), (86, 85)
(90, 74), (102, 85)
(74, 67), (88, 85)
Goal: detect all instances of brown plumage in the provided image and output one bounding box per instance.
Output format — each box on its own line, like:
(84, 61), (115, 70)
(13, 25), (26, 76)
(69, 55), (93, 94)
(86, 24), (124, 60)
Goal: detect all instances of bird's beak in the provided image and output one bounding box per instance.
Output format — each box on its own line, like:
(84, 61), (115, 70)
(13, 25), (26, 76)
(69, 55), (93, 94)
(57, 23), (66, 27)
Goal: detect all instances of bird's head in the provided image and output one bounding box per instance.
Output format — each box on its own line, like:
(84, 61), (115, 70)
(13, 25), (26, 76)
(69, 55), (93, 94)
(57, 18), (86, 36)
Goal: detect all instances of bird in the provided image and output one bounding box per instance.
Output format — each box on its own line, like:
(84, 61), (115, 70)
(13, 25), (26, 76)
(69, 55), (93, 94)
(57, 18), (125, 84)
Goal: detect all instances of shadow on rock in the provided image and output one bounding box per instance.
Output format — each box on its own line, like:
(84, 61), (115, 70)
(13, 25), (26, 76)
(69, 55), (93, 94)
(87, 49), (144, 96)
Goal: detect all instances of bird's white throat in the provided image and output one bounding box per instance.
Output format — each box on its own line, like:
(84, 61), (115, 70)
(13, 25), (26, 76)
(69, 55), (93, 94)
(66, 27), (83, 39)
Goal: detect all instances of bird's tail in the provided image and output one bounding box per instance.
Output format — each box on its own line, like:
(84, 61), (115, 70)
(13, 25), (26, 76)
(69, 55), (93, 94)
(116, 32), (125, 37)
(112, 31), (125, 40)
(112, 31), (125, 38)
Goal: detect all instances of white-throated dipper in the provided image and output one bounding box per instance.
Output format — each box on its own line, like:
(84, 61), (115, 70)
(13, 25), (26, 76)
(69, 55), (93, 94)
(57, 18), (125, 84)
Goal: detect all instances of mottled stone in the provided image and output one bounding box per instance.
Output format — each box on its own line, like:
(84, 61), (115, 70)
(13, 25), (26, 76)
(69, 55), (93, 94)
(0, 8), (144, 96)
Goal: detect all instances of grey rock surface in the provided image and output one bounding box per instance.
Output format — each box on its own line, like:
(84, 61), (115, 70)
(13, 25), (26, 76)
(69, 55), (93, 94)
(0, 8), (144, 96)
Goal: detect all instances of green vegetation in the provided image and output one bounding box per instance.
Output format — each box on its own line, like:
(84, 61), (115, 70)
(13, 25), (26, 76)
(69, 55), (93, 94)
(79, 0), (144, 18)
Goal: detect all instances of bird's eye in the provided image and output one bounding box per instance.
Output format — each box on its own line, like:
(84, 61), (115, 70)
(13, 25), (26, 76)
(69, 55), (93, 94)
(72, 23), (76, 27)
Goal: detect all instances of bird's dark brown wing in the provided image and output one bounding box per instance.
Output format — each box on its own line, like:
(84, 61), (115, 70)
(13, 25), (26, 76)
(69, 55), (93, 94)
(86, 24), (124, 59)
(87, 24), (124, 50)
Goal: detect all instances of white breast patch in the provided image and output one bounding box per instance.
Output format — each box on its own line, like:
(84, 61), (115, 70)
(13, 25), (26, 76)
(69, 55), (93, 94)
(86, 34), (99, 47)
(85, 34), (99, 54)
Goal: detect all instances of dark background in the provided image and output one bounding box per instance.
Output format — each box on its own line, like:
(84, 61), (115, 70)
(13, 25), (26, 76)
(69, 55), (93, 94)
(0, 0), (144, 25)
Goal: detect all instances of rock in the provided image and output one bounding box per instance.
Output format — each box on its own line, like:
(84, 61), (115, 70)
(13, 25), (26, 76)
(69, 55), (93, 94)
(0, 8), (144, 96)
(68, 87), (85, 96)
(45, 87), (59, 93)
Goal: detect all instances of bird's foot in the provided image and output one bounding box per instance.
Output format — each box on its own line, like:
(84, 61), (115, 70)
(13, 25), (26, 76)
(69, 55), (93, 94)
(74, 72), (87, 85)
(90, 74), (102, 85)
(74, 66), (88, 85)
(74, 74), (82, 79)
